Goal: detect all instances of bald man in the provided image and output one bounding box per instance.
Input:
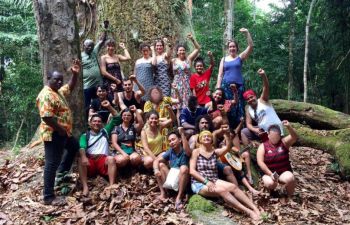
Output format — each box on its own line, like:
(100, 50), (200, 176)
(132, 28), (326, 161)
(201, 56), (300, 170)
(81, 31), (107, 111)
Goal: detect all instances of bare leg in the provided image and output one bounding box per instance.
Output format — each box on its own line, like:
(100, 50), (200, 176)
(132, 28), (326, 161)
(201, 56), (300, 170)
(241, 151), (253, 184)
(143, 156), (154, 169)
(106, 156), (117, 185)
(223, 166), (238, 185)
(155, 162), (169, 200)
(241, 130), (250, 146)
(114, 154), (130, 168)
(241, 177), (260, 195)
(176, 166), (189, 205)
(262, 175), (278, 191)
(278, 171), (296, 197)
(216, 180), (261, 218)
(78, 157), (89, 196)
(130, 152), (142, 167)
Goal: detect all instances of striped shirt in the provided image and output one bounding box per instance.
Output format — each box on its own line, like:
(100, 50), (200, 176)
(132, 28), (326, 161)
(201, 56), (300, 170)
(263, 140), (292, 175)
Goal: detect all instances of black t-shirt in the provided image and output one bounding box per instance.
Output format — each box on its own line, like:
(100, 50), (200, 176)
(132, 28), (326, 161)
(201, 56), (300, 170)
(90, 96), (114, 123)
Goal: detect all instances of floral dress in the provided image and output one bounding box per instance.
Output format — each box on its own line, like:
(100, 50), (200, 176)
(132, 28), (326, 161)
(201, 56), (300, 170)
(171, 59), (192, 109)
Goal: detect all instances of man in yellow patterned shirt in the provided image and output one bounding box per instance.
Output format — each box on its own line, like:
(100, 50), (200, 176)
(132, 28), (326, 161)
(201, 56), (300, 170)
(36, 59), (80, 205)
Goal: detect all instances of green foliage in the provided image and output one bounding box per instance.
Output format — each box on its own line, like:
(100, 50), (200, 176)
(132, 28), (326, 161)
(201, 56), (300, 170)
(187, 194), (217, 213)
(192, 0), (350, 113)
(0, 0), (41, 147)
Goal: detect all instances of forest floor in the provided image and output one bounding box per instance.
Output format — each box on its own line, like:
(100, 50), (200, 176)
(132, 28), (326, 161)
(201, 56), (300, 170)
(0, 145), (349, 225)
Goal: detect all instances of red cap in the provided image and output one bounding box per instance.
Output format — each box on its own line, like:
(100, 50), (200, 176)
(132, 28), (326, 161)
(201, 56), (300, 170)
(243, 89), (256, 100)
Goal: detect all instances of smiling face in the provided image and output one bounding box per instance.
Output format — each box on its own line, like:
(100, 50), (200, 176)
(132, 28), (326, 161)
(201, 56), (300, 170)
(177, 46), (186, 59)
(168, 133), (181, 149)
(90, 116), (103, 133)
(200, 133), (213, 145)
(121, 110), (133, 123)
(148, 113), (159, 127)
(246, 95), (258, 108)
(48, 71), (63, 91)
(107, 42), (115, 54)
(195, 61), (204, 74)
(96, 87), (107, 100)
(213, 89), (223, 103)
(228, 41), (238, 56)
(155, 41), (164, 54)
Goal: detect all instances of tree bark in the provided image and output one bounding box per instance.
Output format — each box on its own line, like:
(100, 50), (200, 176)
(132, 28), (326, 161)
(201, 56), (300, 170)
(33, 0), (85, 137)
(288, 0), (296, 100)
(271, 99), (350, 130)
(303, 0), (317, 103)
(223, 0), (234, 54)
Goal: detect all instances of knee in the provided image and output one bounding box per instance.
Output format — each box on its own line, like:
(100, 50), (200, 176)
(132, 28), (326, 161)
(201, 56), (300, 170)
(106, 156), (116, 165)
(179, 165), (189, 174)
(262, 175), (277, 190)
(130, 154), (141, 165)
(283, 172), (296, 184)
(144, 157), (153, 169)
(223, 166), (233, 176)
(241, 151), (250, 159)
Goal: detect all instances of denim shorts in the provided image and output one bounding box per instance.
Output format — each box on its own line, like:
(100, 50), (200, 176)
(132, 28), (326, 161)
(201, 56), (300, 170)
(191, 181), (205, 194)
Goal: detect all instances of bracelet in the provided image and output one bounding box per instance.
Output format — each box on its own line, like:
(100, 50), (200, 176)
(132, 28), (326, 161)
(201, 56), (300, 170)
(203, 178), (209, 185)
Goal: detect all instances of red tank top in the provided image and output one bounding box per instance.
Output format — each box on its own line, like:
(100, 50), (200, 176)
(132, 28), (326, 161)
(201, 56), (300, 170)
(263, 140), (292, 175)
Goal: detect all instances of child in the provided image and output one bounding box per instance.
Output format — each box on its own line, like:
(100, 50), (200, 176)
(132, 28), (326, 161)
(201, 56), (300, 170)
(189, 51), (214, 106)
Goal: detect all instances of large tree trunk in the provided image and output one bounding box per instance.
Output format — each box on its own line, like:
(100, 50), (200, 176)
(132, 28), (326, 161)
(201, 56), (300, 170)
(303, 0), (317, 103)
(287, 0), (296, 100)
(33, 0), (85, 137)
(223, 0), (234, 54)
(271, 99), (350, 130)
(91, 0), (191, 75)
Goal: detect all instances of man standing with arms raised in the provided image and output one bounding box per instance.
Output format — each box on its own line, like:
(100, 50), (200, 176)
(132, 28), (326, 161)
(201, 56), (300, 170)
(36, 59), (81, 205)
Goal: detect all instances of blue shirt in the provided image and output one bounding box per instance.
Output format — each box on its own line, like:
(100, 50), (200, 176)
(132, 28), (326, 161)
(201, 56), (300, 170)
(222, 57), (243, 85)
(162, 148), (189, 168)
(180, 107), (208, 126)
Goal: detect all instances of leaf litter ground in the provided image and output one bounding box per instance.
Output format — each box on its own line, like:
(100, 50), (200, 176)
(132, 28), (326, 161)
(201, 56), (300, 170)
(0, 146), (349, 224)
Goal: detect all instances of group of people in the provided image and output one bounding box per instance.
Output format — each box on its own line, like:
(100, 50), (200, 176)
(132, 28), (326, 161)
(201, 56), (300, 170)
(36, 27), (298, 221)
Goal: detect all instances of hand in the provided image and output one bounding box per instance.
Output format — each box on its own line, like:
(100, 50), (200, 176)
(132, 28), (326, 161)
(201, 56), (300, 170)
(257, 68), (265, 76)
(70, 59), (81, 75)
(150, 45), (155, 51)
(206, 181), (215, 192)
(253, 127), (262, 135)
(217, 104), (224, 111)
(119, 42), (126, 49)
(178, 126), (184, 135)
(163, 37), (168, 43)
(270, 172), (279, 182)
(282, 120), (290, 127)
(221, 124), (230, 133)
(239, 117), (244, 123)
(164, 104), (172, 110)
(101, 100), (111, 108)
(207, 51), (213, 57)
(230, 83), (237, 92)
(129, 74), (136, 81)
(239, 28), (249, 34)
(110, 83), (117, 92)
(187, 33), (194, 40)
(129, 105), (136, 112)
(81, 155), (90, 166)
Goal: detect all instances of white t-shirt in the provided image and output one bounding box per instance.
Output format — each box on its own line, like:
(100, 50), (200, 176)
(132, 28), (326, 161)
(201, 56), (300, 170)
(86, 132), (109, 155)
(248, 99), (283, 135)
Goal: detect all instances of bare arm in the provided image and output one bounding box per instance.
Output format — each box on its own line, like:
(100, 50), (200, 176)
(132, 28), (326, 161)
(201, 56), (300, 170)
(189, 149), (206, 183)
(208, 51), (215, 68)
(141, 130), (156, 159)
(68, 59), (80, 91)
(281, 120), (298, 148)
(164, 40), (173, 61)
(42, 117), (66, 136)
(178, 127), (191, 157)
(151, 45), (157, 66)
(258, 69), (269, 102)
(214, 127), (231, 156)
(256, 143), (273, 176)
(216, 58), (224, 88)
(134, 109), (144, 134)
(238, 28), (253, 61)
(117, 92), (127, 111)
(187, 33), (201, 63)
(100, 56), (121, 85)
(245, 108), (260, 134)
(101, 100), (118, 116)
(130, 75), (145, 97)
(117, 43), (131, 61)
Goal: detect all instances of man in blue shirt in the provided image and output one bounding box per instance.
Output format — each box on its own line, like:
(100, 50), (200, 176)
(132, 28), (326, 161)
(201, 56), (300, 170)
(153, 127), (191, 210)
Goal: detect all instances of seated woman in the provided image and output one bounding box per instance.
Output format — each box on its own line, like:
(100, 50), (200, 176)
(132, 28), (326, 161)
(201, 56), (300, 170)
(153, 127), (191, 209)
(205, 85), (238, 129)
(111, 106), (144, 168)
(89, 84), (119, 123)
(190, 127), (261, 221)
(141, 110), (174, 169)
(144, 86), (179, 150)
(257, 120), (298, 198)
